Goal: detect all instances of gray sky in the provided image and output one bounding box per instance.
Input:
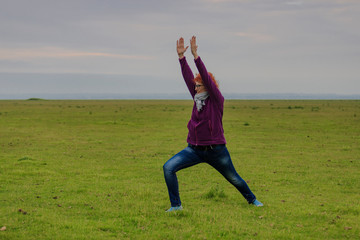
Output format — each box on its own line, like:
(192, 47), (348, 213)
(1, 0), (359, 98)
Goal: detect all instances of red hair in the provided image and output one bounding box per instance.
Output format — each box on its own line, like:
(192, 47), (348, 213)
(193, 72), (219, 89)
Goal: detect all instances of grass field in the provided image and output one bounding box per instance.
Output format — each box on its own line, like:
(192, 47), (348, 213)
(0, 99), (359, 239)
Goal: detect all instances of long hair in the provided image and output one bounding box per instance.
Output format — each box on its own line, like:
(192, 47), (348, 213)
(193, 72), (219, 89)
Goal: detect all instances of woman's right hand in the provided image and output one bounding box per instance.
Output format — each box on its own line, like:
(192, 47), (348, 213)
(177, 37), (189, 59)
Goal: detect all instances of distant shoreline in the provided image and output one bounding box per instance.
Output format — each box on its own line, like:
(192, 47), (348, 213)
(0, 93), (359, 100)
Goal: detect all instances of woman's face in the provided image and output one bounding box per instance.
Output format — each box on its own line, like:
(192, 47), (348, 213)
(195, 81), (206, 94)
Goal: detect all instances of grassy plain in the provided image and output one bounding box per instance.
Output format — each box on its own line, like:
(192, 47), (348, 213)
(0, 99), (359, 239)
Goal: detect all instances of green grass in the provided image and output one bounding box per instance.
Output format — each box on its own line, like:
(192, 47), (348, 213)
(0, 100), (359, 239)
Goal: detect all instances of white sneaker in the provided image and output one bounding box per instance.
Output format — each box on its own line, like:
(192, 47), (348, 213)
(252, 199), (264, 207)
(165, 205), (183, 212)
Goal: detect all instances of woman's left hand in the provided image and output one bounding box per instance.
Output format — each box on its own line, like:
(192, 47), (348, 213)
(190, 36), (198, 59)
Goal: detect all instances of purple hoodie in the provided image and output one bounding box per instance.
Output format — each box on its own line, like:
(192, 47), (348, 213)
(179, 56), (227, 146)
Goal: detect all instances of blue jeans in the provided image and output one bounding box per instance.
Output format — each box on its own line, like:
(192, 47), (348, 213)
(163, 144), (256, 207)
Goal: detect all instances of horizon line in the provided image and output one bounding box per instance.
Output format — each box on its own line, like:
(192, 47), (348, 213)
(1, 92), (359, 100)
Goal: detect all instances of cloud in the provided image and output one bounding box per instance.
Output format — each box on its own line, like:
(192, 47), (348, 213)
(234, 32), (275, 42)
(200, 0), (250, 3)
(0, 0), (359, 96)
(285, 1), (303, 6)
(0, 47), (154, 61)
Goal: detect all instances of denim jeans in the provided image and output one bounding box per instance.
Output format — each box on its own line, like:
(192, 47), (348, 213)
(163, 144), (256, 207)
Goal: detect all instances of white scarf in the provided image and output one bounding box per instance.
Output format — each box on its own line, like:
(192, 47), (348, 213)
(194, 92), (209, 112)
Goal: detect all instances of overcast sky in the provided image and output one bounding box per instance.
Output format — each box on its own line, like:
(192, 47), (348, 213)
(1, 0), (359, 98)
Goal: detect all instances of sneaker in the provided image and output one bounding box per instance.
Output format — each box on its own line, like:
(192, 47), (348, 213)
(165, 205), (183, 212)
(252, 199), (264, 207)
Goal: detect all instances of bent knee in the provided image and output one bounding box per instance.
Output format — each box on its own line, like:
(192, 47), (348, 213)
(163, 162), (171, 173)
(163, 161), (178, 174)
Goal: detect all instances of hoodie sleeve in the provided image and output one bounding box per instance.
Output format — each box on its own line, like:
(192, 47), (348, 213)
(179, 57), (196, 98)
(194, 56), (224, 103)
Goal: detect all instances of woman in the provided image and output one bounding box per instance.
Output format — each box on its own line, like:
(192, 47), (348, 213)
(163, 36), (263, 212)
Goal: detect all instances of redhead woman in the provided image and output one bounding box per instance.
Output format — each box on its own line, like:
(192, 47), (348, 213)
(163, 36), (263, 212)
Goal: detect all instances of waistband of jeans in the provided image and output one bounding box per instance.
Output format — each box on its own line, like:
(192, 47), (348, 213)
(188, 143), (225, 151)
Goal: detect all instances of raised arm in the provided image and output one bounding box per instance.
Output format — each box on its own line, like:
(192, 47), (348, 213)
(177, 37), (196, 97)
(191, 36), (223, 103)
(195, 57), (223, 103)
